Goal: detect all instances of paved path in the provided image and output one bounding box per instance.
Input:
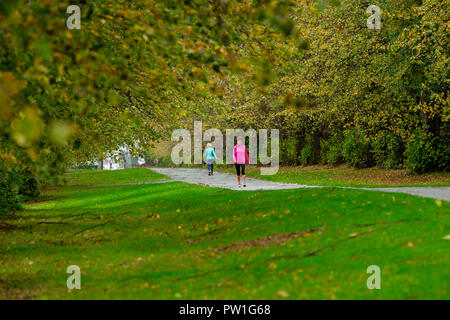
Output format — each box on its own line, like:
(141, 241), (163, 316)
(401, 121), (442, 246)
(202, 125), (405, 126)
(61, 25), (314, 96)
(355, 186), (450, 201)
(149, 168), (450, 201)
(150, 168), (318, 191)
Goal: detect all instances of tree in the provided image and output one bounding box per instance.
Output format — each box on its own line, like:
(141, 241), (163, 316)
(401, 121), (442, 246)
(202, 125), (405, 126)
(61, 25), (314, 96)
(0, 0), (299, 210)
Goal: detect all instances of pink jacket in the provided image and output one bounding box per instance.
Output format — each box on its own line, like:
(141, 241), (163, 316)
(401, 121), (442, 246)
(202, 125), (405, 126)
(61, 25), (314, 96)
(233, 145), (249, 164)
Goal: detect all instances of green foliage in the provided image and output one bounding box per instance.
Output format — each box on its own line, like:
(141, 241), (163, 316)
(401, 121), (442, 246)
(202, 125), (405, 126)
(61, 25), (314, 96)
(216, 0), (449, 172)
(342, 129), (374, 168)
(280, 137), (299, 165)
(321, 135), (344, 166)
(0, 0), (301, 213)
(0, 177), (22, 216)
(0, 0), (298, 166)
(299, 144), (313, 165)
(16, 168), (40, 201)
(0, 165), (39, 216)
(299, 135), (320, 165)
(405, 130), (449, 173)
(371, 132), (405, 169)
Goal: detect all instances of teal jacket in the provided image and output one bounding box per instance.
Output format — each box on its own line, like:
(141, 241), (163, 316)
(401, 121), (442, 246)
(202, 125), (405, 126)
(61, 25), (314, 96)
(204, 147), (217, 161)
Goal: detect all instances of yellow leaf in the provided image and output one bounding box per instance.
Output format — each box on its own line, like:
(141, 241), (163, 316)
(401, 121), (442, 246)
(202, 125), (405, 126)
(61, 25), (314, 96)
(11, 107), (43, 147)
(276, 290), (289, 298)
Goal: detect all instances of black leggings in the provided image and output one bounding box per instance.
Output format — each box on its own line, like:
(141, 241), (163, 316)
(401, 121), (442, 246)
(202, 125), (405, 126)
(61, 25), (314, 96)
(235, 163), (246, 176)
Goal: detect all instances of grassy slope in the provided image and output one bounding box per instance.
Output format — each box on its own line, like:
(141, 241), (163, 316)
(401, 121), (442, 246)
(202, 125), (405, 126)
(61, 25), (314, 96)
(0, 169), (449, 299)
(217, 165), (450, 187)
(61, 168), (168, 186)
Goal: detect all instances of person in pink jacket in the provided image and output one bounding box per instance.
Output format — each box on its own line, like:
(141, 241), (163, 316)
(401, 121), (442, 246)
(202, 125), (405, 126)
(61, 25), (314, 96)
(233, 137), (249, 188)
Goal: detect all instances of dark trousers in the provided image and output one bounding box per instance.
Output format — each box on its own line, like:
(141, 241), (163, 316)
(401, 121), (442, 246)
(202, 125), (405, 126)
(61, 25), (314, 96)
(235, 163), (245, 176)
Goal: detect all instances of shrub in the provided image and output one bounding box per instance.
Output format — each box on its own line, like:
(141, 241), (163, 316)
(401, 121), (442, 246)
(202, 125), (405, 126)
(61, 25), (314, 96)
(158, 155), (175, 167)
(0, 177), (22, 216)
(371, 132), (404, 169)
(299, 135), (321, 165)
(404, 130), (449, 173)
(321, 135), (344, 166)
(17, 168), (40, 201)
(0, 165), (40, 216)
(281, 137), (298, 165)
(342, 129), (374, 168)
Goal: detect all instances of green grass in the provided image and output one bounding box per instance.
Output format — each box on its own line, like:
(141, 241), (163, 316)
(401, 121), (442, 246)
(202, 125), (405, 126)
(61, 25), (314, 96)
(61, 168), (168, 186)
(0, 169), (449, 299)
(217, 165), (450, 187)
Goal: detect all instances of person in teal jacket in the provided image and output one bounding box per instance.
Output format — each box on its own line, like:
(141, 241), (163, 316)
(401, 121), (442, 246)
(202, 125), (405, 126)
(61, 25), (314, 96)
(204, 143), (217, 176)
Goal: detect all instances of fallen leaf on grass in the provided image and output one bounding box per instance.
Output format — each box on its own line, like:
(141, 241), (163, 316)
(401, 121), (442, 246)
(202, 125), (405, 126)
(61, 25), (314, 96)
(276, 290), (289, 298)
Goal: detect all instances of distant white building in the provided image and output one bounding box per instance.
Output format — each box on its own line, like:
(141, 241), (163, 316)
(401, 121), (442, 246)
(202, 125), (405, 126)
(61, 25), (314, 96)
(102, 146), (145, 170)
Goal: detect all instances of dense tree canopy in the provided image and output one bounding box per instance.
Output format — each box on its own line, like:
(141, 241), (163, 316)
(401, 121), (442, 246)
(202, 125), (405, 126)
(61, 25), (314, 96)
(214, 0), (449, 171)
(1, 0), (298, 174)
(1, 0), (301, 212)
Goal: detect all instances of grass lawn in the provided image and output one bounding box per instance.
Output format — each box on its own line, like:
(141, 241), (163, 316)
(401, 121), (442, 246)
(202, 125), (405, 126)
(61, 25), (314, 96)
(60, 168), (168, 186)
(0, 169), (448, 299)
(216, 165), (450, 187)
